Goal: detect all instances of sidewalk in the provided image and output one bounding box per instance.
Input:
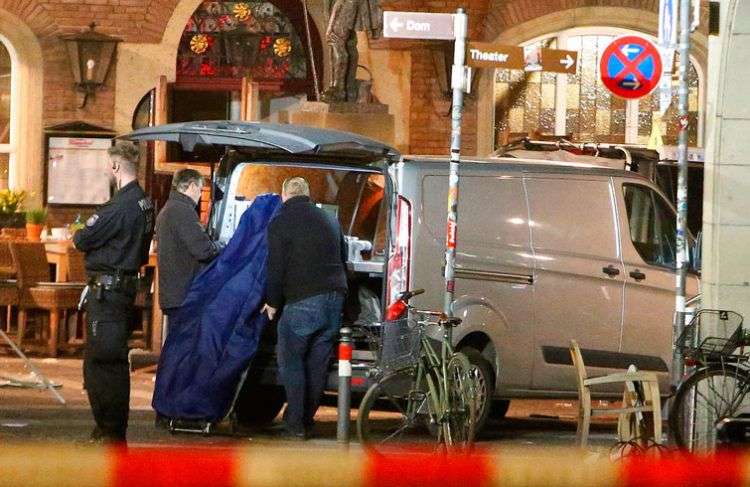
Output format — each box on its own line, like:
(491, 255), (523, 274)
(0, 356), (620, 447)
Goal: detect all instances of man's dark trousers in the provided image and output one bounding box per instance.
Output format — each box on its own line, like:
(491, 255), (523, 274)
(277, 291), (344, 435)
(83, 289), (135, 441)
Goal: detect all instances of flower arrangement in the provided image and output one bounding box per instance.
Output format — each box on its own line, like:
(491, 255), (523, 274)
(0, 189), (26, 214)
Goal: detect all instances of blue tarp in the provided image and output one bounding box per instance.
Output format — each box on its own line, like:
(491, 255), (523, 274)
(152, 193), (282, 421)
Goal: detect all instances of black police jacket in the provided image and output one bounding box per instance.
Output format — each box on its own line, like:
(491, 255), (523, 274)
(73, 180), (155, 275)
(155, 190), (221, 310)
(266, 195), (348, 308)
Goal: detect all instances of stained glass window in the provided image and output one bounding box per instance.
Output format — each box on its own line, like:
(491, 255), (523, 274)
(176, 0), (307, 82)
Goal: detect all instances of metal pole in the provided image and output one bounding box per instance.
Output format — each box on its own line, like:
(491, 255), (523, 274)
(336, 326), (352, 445)
(670, 0), (692, 392)
(443, 8), (468, 317)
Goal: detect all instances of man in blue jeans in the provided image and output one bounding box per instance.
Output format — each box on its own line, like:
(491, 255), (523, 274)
(263, 177), (347, 439)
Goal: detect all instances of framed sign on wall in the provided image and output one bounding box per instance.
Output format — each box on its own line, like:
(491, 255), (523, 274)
(44, 122), (115, 206)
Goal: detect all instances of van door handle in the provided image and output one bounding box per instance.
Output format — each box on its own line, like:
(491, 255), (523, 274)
(602, 265), (620, 277)
(629, 269), (646, 281)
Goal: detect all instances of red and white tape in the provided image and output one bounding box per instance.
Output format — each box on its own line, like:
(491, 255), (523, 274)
(1, 445), (748, 487)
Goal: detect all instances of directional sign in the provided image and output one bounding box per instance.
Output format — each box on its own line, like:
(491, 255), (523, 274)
(467, 43), (524, 69)
(540, 49), (578, 74)
(383, 11), (455, 40)
(600, 36), (663, 99)
(467, 42), (577, 74)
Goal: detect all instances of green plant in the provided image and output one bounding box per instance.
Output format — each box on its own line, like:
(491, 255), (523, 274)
(0, 189), (26, 214)
(25, 208), (47, 225)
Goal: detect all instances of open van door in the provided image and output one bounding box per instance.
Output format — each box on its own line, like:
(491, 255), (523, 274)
(125, 121), (400, 161)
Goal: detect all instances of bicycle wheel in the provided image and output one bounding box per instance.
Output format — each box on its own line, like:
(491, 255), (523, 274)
(357, 367), (440, 448)
(669, 363), (750, 450)
(442, 352), (477, 447)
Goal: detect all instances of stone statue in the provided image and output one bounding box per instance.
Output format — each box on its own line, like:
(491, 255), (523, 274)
(321, 0), (382, 103)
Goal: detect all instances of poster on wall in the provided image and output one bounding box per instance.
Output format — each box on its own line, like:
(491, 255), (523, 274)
(47, 137), (111, 205)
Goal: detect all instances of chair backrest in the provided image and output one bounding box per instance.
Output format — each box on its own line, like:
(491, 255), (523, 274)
(10, 241), (50, 287)
(0, 240), (13, 272)
(66, 246), (87, 282)
(569, 340), (588, 398)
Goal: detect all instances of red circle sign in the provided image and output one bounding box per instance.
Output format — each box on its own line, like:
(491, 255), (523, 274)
(599, 35), (662, 99)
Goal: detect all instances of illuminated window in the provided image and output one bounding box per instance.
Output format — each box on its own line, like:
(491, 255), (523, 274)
(0, 40), (11, 189)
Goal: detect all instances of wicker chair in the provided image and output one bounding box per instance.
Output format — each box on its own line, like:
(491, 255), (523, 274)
(10, 242), (85, 357)
(0, 241), (17, 331)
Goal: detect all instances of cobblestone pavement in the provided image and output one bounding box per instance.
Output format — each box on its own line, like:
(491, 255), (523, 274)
(0, 356), (622, 449)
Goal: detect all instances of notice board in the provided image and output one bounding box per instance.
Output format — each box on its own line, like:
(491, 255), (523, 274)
(46, 136), (112, 205)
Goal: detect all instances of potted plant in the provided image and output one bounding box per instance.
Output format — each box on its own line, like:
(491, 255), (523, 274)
(0, 189), (27, 228)
(25, 208), (47, 242)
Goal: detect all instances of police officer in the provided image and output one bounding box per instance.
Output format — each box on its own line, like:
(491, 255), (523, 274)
(73, 140), (154, 444)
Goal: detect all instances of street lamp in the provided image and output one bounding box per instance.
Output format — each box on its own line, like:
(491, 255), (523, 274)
(62, 23), (122, 108)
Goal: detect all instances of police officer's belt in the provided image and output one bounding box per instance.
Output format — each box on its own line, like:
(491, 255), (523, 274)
(87, 273), (139, 294)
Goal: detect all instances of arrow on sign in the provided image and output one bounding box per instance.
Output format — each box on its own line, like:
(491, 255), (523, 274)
(620, 45), (641, 57)
(389, 17), (404, 32)
(559, 54), (575, 70)
(621, 79), (641, 89)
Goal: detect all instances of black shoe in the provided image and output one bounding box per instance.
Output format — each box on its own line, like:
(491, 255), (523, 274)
(267, 422), (306, 441)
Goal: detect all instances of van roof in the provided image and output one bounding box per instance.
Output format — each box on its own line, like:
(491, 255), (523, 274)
(401, 155), (648, 180)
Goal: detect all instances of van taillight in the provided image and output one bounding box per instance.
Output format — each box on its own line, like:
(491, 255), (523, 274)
(386, 196), (412, 309)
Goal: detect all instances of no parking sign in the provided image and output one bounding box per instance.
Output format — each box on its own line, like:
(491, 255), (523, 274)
(600, 35), (663, 99)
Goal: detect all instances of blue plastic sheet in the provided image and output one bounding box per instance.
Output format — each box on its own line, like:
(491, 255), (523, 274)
(152, 193), (282, 421)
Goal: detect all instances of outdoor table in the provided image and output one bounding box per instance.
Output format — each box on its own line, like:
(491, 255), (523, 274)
(43, 240), (73, 282)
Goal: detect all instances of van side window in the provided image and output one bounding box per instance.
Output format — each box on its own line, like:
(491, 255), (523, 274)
(622, 184), (677, 268)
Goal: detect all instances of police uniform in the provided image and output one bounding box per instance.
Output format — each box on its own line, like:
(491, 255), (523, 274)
(73, 180), (154, 442)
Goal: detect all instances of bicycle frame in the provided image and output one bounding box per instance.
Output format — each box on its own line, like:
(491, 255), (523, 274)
(406, 309), (459, 438)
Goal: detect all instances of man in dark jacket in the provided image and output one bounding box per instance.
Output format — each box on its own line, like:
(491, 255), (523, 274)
(263, 177), (347, 439)
(155, 169), (221, 318)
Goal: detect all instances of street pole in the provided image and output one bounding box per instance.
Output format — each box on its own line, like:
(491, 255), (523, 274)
(443, 8), (468, 318)
(670, 0), (692, 392)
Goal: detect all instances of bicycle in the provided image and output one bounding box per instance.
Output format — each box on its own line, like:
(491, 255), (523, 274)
(356, 289), (478, 449)
(669, 309), (750, 450)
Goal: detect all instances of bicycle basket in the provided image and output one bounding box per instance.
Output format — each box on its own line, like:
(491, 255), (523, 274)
(363, 317), (423, 373)
(676, 309), (745, 361)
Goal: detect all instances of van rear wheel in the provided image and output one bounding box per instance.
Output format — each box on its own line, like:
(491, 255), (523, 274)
(461, 347), (494, 434)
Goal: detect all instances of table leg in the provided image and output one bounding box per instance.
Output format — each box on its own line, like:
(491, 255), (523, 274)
(48, 309), (59, 357)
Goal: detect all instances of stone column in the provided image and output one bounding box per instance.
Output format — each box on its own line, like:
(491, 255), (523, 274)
(702, 0), (750, 319)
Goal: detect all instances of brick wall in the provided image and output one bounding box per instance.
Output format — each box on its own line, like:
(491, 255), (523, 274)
(3, 0), (662, 162)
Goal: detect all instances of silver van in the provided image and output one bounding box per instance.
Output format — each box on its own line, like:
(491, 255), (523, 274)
(129, 121), (700, 431)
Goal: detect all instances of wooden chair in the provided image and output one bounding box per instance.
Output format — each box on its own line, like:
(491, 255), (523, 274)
(10, 242), (85, 357)
(0, 241), (16, 331)
(569, 339), (662, 447)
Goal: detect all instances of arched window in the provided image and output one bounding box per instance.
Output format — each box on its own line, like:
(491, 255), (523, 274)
(493, 27), (703, 149)
(0, 39), (11, 189)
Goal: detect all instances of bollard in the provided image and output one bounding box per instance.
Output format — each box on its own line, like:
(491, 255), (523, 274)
(337, 326), (353, 445)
